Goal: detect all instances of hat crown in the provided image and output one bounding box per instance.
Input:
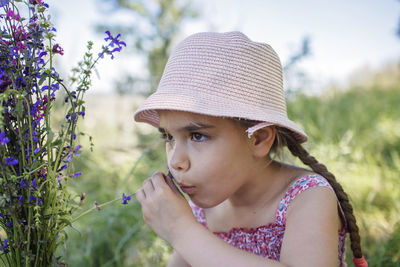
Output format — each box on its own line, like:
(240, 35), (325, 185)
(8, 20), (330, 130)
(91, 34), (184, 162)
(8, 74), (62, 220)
(134, 31), (307, 143)
(158, 31), (287, 115)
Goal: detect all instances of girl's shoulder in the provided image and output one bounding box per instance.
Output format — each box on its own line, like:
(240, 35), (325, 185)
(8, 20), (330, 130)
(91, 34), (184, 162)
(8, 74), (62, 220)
(277, 172), (346, 231)
(277, 173), (333, 219)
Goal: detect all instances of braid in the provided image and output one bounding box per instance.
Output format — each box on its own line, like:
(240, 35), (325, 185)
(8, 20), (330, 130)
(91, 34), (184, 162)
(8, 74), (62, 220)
(280, 129), (363, 259)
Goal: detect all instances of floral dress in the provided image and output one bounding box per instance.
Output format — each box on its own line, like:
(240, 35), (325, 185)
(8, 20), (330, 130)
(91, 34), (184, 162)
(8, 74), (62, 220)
(189, 174), (347, 266)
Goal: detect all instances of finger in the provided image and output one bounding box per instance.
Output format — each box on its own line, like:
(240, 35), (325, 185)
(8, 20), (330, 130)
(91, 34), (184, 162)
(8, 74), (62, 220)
(142, 177), (155, 193)
(165, 174), (184, 197)
(135, 188), (145, 203)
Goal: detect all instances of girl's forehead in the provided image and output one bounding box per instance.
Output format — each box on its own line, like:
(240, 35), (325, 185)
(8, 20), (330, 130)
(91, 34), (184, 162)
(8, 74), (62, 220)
(158, 110), (234, 131)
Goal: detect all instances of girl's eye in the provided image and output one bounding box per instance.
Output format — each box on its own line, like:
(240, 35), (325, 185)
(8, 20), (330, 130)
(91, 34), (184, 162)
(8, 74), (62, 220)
(191, 132), (207, 142)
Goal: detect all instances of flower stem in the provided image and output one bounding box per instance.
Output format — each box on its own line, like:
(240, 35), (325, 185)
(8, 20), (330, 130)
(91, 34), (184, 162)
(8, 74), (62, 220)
(71, 193), (135, 224)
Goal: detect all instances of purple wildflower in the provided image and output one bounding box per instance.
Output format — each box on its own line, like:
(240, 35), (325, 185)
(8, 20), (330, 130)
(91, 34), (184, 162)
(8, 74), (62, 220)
(31, 178), (37, 189)
(29, 195), (36, 202)
(6, 157), (18, 166)
(2, 239), (8, 253)
(59, 164), (68, 171)
(74, 145), (82, 156)
(0, 0), (9, 8)
(0, 131), (10, 145)
(18, 195), (23, 204)
(122, 193), (131, 205)
(100, 31), (126, 59)
(66, 152), (72, 162)
(72, 172), (82, 177)
(20, 178), (27, 189)
(52, 44), (64, 55)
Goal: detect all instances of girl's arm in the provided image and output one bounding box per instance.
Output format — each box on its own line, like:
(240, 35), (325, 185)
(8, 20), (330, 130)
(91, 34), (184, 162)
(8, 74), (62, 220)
(166, 250), (191, 267)
(137, 173), (339, 267)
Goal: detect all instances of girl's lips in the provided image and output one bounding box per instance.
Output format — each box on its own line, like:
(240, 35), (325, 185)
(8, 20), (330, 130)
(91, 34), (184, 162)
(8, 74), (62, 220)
(179, 185), (196, 194)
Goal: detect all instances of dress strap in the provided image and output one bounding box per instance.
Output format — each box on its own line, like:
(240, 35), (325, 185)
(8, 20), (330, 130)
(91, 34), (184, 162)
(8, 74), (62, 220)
(274, 174), (335, 225)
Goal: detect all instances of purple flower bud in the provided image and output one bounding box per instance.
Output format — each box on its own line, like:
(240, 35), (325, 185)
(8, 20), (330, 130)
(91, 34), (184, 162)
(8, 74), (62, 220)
(59, 164), (68, 171)
(73, 172), (82, 177)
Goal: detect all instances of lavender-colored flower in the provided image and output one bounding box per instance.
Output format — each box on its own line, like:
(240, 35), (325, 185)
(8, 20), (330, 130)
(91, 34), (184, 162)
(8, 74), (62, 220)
(6, 157), (18, 166)
(57, 174), (63, 186)
(72, 172), (82, 177)
(31, 178), (37, 189)
(74, 145), (82, 156)
(18, 195), (23, 204)
(122, 193), (131, 205)
(19, 178), (27, 189)
(0, 0), (9, 8)
(34, 147), (40, 154)
(66, 152), (72, 162)
(2, 239), (8, 252)
(29, 195), (36, 202)
(0, 131), (10, 145)
(59, 164), (68, 171)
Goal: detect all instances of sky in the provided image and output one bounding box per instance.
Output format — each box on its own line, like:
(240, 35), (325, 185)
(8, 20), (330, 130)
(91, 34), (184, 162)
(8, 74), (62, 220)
(50, 0), (399, 94)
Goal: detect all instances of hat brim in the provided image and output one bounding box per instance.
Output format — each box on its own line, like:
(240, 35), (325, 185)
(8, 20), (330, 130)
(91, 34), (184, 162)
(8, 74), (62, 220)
(134, 91), (308, 143)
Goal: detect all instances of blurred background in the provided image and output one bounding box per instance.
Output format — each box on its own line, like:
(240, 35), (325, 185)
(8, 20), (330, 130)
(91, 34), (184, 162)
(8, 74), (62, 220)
(50, 0), (400, 266)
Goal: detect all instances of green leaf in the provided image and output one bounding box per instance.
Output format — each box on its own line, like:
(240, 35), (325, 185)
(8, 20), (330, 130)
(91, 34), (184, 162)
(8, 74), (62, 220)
(38, 74), (48, 86)
(51, 139), (62, 147)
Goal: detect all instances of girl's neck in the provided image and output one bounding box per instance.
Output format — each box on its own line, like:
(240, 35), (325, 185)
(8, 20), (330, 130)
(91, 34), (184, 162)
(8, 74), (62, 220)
(227, 160), (304, 209)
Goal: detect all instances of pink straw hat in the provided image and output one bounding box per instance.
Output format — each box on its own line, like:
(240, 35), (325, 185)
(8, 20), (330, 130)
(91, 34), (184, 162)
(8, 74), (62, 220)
(134, 31), (308, 143)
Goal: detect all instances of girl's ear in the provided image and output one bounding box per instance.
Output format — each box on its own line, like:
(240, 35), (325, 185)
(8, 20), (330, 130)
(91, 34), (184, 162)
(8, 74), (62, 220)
(250, 127), (276, 158)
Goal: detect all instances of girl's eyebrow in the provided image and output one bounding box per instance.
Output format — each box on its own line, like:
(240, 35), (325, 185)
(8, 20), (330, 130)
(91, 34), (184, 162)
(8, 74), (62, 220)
(158, 122), (215, 133)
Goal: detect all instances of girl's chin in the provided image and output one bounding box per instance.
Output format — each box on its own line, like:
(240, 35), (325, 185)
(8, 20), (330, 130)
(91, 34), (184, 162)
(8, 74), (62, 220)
(189, 196), (221, 209)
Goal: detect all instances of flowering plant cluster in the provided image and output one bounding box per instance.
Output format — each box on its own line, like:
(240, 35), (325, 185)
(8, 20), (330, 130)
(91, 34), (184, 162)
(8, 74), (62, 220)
(0, 0), (127, 266)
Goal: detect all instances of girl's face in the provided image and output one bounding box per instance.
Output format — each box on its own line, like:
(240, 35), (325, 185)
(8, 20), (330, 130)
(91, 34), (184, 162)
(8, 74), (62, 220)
(158, 110), (258, 208)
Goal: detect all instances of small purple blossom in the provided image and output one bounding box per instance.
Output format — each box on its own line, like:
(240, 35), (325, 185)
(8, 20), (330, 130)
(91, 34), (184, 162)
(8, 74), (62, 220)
(72, 172), (82, 177)
(6, 157), (18, 166)
(122, 193), (131, 205)
(74, 145), (82, 156)
(99, 31), (126, 59)
(52, 43), (64, 55)
(20, 178), (27, 189)
(0, 0), (9, 8)
(31, 178), (37, 189)
(0, 131), (10, 145)
(59, 164), (68, 171)
(2, 239), (8, 252)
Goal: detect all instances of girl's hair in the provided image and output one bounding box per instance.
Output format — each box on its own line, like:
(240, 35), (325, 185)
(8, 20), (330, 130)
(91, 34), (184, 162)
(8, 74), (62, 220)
(235, 119), (363, 259)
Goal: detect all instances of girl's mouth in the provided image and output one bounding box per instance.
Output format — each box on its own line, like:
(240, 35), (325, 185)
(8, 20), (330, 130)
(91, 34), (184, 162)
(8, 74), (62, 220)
(179, 185), (196, 195)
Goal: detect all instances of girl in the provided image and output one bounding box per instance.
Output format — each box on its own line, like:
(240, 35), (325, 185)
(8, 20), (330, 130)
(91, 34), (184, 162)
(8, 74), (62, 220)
(133, 31), (368, 267)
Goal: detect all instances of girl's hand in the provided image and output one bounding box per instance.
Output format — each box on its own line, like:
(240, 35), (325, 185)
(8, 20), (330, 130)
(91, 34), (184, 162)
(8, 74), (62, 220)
(135, 172), (197, 244)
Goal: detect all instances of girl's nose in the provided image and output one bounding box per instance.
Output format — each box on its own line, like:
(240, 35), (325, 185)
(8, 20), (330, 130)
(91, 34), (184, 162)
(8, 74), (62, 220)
(169, 143), (190, 172)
